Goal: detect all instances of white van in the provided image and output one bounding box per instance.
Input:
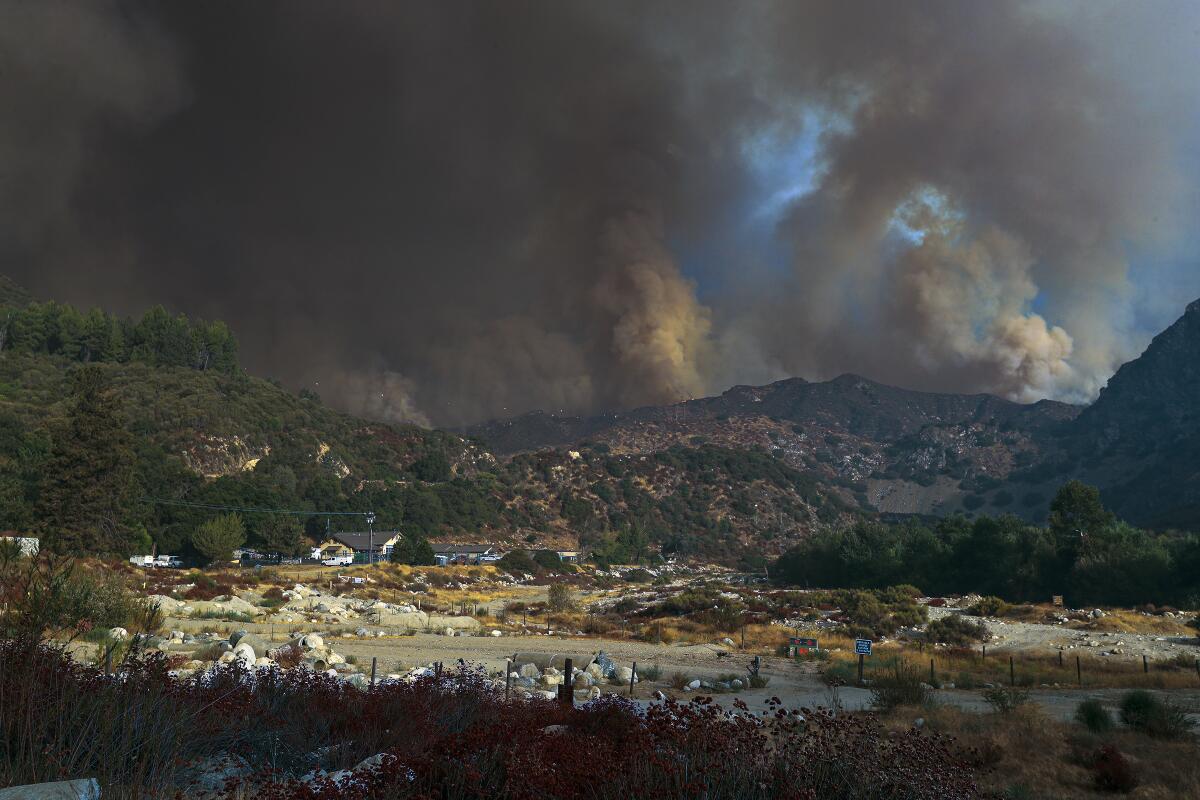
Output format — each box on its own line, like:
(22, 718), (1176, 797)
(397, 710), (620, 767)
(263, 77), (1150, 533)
(154, 555), (184, 568)
(322, 555), (354, 566)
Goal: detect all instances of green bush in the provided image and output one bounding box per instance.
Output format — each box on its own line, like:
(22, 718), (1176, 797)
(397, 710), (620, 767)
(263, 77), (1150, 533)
(1075, 699), (1114, 732)
(547, 582), (577, 613)
(1119, 690), (1195, 739)
(968, 596), (1010, 617)
(926, 615), (989, 646)
(869, 661), (928, 711)
(497, 550), (538, 575)
(982, 686), (1029, 713)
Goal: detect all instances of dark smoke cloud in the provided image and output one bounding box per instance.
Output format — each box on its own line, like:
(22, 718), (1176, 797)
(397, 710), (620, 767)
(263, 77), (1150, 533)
(3, 1), (1197, 425)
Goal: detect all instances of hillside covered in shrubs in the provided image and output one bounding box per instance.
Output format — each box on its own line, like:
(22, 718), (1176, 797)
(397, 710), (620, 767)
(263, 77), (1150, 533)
(0, 280), (847, 565)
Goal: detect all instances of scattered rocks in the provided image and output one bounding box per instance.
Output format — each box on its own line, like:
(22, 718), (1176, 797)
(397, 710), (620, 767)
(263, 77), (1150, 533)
(0, 778), (101, 800)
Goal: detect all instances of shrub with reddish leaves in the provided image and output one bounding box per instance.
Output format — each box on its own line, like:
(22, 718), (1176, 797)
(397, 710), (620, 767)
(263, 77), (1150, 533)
(1, 639), (982, 799)
(1092, 744), (1138, 793)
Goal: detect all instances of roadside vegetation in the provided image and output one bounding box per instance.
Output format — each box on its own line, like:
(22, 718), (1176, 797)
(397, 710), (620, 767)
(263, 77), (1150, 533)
(773, 481), (1200, 608)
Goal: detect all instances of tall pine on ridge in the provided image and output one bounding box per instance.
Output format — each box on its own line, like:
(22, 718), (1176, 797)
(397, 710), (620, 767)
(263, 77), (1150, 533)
(36, 366), (137, 554)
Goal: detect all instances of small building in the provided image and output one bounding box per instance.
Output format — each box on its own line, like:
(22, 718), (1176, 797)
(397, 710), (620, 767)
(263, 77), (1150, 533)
(0, 534), (39, 557)
(313, 539), (355, 560)
(555, 550), (581, 564)
(430, 543), (497, 566)
(323, 530), (403, 561)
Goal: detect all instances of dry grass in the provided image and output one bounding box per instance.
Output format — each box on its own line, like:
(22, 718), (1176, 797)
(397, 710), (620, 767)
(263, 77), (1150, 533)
(852, 646), (1200, 690)
(1071, 610), (1196, 637)
(880, 703), (1200, 798)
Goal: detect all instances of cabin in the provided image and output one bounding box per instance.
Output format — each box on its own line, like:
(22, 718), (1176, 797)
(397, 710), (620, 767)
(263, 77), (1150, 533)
(555, 550), (581, 564)
(318, 530), (404, 561)
(313, 539), (355, 561)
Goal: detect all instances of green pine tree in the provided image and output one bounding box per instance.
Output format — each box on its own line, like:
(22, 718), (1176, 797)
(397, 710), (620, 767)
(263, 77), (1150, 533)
(36, 366), (137, 554)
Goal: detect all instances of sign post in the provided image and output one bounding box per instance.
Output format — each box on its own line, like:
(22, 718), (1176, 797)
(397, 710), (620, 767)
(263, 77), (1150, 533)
(787, 637), (818, 658)
(855, 638), (872, 685)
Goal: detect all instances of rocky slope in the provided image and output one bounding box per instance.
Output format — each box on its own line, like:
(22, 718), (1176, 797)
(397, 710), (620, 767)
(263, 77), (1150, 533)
(470, 300), (1200, 529)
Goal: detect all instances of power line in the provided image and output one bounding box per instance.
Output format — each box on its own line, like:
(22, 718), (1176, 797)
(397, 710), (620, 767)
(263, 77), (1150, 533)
(139, 497), (372, 517)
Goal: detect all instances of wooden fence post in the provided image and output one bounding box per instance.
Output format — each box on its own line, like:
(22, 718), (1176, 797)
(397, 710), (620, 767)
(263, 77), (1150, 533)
(104, 644), (113, 675)
(1009, 656), (1015, 687)
(505, 659), (512, 702)
(1143, 655), (1148, 674)
(630, 661), (637, 697)
(1058, 650), (1063, 668)
(561, 658), (574, 707)
(857, 653), (864, 685)
(1076, 655), (1082, 686)
(370, 657), (377, 687)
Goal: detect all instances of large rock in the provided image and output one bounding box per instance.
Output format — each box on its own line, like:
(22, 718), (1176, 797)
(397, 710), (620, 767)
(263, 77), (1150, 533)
(614, 666), (636, 684)
(231, 643), (256, 669)
(517, 663), (541, 679)
(290, 633), (324, 651)
(231, 634), (269, 658)
(0, 779), (101, 799)
(427, 614), (481, 631)
(108, 627), (128, 641)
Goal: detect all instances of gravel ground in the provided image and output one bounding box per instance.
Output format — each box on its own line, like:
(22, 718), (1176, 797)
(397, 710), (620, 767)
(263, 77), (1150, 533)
(927, 605), (1200, 663)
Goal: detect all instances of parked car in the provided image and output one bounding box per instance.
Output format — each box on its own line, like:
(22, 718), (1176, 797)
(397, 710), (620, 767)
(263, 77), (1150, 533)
(322, 555), (354, 566)
(154, 555), (184, 568)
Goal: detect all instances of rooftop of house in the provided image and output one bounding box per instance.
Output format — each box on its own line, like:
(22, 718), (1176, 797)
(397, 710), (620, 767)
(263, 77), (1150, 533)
(330, 530), (400, 551)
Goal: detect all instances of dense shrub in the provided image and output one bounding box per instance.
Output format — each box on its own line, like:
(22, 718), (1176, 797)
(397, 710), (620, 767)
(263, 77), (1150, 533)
(497, 549), (538, 575)
(981, 686), (1029, 714)
(926, 615), (990, 647)
(967, 596), (1010, 617)
(1091, 744), (1138, 793)
(1075, 698), (1114, 733)
(870, 661), (929, 711)
(1119, 690), (1195, 739)
(547, 582), (577, 612)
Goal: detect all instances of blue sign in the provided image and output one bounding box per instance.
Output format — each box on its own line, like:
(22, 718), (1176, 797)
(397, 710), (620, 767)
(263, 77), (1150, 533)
(854, 638), (873, 656)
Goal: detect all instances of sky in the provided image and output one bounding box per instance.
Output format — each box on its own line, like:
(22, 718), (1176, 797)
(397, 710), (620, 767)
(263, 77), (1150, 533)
(3, 0), (1200, 427)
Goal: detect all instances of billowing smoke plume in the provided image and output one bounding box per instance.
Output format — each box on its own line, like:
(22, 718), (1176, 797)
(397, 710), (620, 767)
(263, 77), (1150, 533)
(3, 1), (1198, 425)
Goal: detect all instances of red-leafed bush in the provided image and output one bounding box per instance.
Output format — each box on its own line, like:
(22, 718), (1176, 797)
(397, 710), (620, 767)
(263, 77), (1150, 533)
(1, 639), (983, 799)
(1092, 744), (1138, 793)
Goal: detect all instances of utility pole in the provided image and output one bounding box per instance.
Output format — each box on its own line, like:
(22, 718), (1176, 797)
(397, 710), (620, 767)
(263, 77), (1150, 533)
(366, 511), (376, 565)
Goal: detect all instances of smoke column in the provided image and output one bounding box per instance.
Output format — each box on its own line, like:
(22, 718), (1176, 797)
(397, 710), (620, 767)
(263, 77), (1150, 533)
(3, 1), (1197, 424)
